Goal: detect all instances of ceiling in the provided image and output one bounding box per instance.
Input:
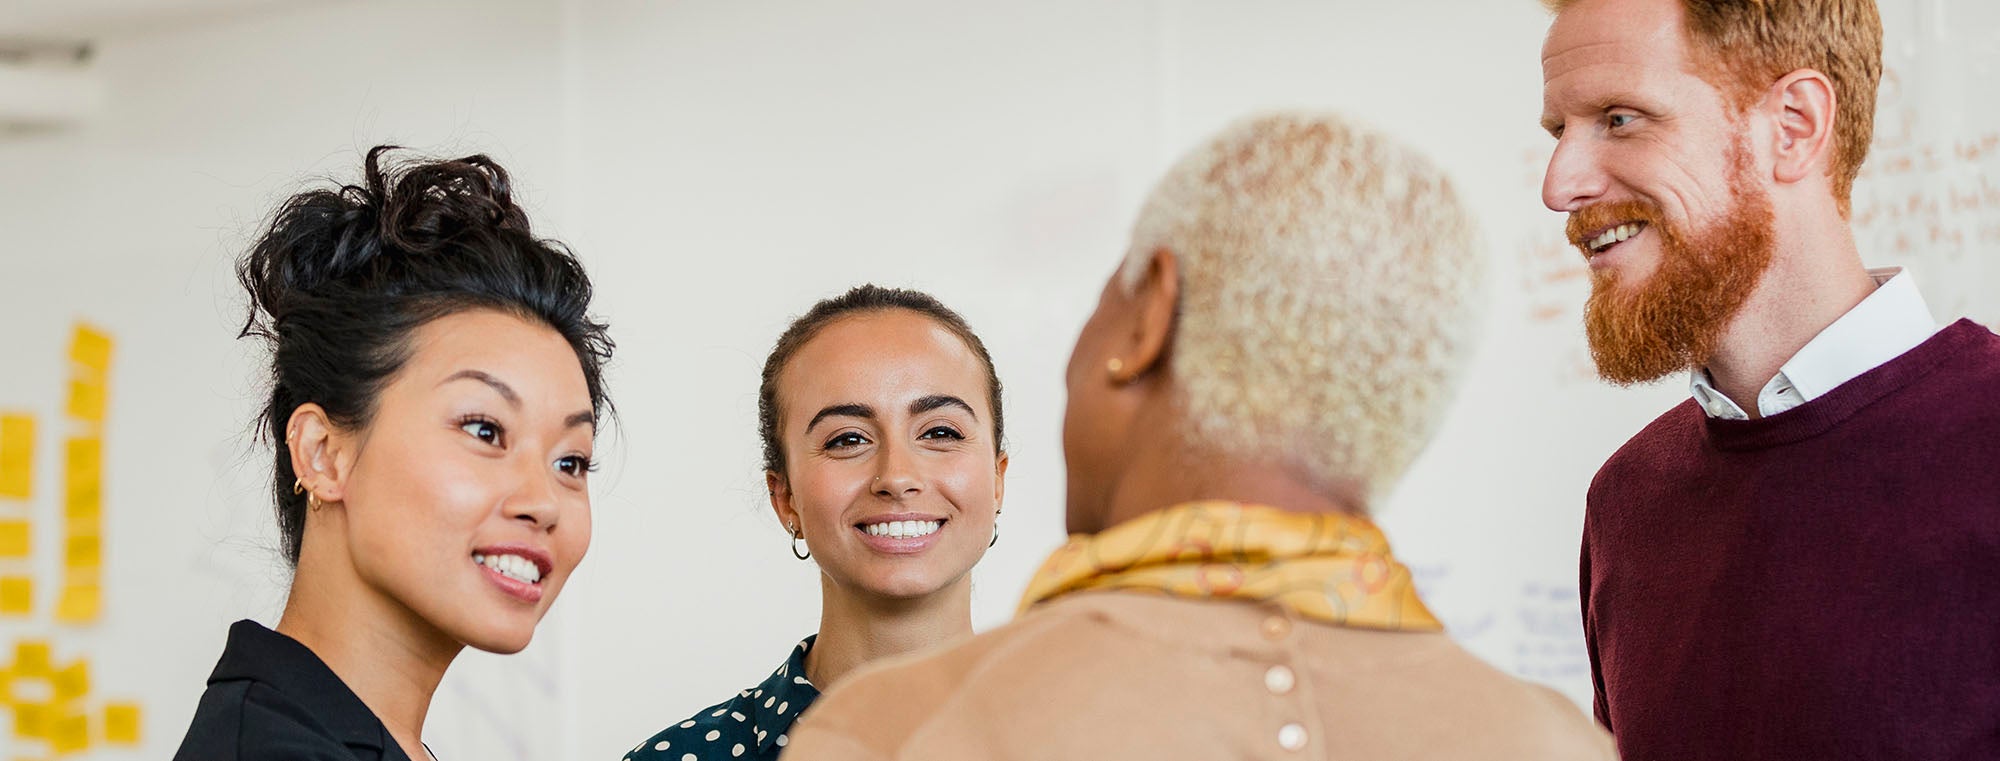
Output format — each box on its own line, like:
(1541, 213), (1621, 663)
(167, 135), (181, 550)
(0, 0), (312, 37)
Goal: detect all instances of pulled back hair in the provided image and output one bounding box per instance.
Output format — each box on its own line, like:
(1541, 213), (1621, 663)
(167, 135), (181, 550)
(239, 146), (614, 566)
(757, 285), (1004, 479)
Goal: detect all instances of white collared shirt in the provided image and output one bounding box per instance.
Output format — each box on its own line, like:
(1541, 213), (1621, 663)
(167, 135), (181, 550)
(1689, 268), (1941, 420)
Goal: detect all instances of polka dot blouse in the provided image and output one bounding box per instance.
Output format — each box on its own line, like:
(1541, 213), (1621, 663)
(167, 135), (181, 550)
(624, 636), (820, 761)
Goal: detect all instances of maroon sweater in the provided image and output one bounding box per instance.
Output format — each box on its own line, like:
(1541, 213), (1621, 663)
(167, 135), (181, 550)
(1583, 319), (2000, 761)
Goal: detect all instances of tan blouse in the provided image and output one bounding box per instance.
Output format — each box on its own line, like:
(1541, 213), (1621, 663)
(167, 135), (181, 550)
(782, 591), (1616, 760)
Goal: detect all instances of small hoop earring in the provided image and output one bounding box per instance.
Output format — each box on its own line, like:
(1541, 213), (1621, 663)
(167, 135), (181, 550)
(292, 478), (305, 495)
(790, 526), (811, 560)
(989, 524), (999, 548)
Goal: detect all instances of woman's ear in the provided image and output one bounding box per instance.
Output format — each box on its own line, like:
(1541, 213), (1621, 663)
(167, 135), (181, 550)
(1113, 247), (1180, 383)
(285, 403), (356, 504)
(767, 470), (801, 535)
(992, 451), (1010, 509)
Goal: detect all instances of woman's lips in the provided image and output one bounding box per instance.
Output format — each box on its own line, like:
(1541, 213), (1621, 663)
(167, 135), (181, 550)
(472, 544), (552, 604)
(852, 515), (946, 555)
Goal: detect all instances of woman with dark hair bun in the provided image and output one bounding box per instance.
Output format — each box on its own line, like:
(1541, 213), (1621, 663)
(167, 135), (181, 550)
(174, 146), (614, 761)
(624, 285), (1007, 761)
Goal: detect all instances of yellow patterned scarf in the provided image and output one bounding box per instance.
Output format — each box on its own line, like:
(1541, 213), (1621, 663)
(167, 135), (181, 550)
(1018, 501), (1442, 632)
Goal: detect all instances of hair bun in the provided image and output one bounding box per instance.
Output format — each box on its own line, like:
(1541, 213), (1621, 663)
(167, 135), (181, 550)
(237, 145), (534, 341)
(372, 146), (532, 254)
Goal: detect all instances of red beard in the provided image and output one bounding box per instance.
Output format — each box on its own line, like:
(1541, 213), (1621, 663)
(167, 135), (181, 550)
(1569, 141), (1776, 385)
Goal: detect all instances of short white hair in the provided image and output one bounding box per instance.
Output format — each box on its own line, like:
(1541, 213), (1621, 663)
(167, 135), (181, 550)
(1121, 112), (1484, 508)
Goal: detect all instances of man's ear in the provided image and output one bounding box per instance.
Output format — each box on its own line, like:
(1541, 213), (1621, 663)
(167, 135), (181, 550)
(1768, 68), (1837, 186)
(286, 403), (357, 504)
(1111, 247), (1180, 384)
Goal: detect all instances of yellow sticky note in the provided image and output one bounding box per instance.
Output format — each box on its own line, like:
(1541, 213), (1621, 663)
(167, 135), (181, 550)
(50, 707), (88, 754)
(63, 381), (106, 423)
(62, 438), (100, 484)
(0, 414), (33, 500)
(14, 700), (50, 739)
(0, 577), (31, 616)
(51, 661), (87, 703)
(61, 535), (99, 570)
(0, 520), (28, 558)
(63, 494), (98, 522)
(103, 702), (142, 745)
(69, 324), (114, 375)
(13, 642), (52, 677)
(54, 585), (99, 624)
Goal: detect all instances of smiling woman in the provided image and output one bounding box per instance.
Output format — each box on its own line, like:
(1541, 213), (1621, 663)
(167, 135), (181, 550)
(621, 285), (1006, 761)
(172, 147), (614, 761)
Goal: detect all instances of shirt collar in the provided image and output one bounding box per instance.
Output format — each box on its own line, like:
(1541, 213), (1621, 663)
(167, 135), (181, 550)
(206, 619), (406, 758)
(748, 635), (820, 754)
(1690, 267), (1939, 419)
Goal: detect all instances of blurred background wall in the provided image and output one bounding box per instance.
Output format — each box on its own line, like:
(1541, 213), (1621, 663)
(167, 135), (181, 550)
(1, 1), (1994, 759)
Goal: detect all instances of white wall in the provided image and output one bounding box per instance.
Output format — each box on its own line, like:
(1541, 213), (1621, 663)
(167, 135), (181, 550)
(1, 1), (1995, 760)
(0, 1), (568, 758)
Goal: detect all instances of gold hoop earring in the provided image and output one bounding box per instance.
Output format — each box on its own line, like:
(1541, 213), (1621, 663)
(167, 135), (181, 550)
(292, 478), (304, 495)
(789, 524), (810, 560)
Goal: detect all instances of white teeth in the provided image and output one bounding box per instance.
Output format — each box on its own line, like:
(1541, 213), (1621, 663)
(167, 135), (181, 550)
(863, 520), (943, 539)
(473, 552), (543, 584)
(1588, 222), (1644, 253)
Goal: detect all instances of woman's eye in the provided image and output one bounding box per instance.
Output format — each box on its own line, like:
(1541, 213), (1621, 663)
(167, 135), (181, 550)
(826, 432), (869, 449)
(555, 455), (594, 477)
(461, 419), (503, 446)
(920, 426), (964, 441)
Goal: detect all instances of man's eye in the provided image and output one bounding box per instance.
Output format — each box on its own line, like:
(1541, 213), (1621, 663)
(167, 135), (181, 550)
(461, 419), (503, 446)
(1608, 113), (1637, 128)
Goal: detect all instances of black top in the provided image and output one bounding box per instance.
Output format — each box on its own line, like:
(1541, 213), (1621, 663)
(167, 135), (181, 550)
(624, 636), (822, 761)
(173, 619), (415, 761)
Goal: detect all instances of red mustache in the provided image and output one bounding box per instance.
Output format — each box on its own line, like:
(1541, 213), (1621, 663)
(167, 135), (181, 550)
(1565, 200), (1666, 254)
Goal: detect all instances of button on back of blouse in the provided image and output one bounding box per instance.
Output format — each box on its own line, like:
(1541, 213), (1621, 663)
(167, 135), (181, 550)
(1264, 665), (1295, 695)
(1278, 722), (1308, 751)
(1261, 616), (1291, 640)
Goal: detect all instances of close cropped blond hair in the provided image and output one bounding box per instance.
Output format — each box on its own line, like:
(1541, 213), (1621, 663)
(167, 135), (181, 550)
(1120, 112), (1483, 510)
(1544, 0), (1883, 216)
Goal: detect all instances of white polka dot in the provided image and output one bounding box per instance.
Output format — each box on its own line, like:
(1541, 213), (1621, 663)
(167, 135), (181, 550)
(654, 740), (671, 751)
(731, 744), (745, 757)
(711, 709), (726, 717)
(764, 697), (775, 708)
(682, 755), (696, 761)
(756, 730), (767, 743)
(792, 676), (809, 684)
(680, 720), (696, 728)
(753, 689), (763, 697)
(776, 734), (789, 747)
(705, 729), (721, 741)
(777, 701), (789, 714)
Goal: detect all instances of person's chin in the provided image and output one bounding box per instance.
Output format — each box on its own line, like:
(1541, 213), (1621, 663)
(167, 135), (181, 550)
(454, 619), (537, 655)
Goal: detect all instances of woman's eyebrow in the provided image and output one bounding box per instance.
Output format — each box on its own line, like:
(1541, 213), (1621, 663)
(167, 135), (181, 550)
(806, 403), (874, 434)
(909, 394), (976, 419)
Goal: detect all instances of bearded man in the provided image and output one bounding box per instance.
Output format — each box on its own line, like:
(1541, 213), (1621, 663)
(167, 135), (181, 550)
(1539, 0), (2000, 759)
